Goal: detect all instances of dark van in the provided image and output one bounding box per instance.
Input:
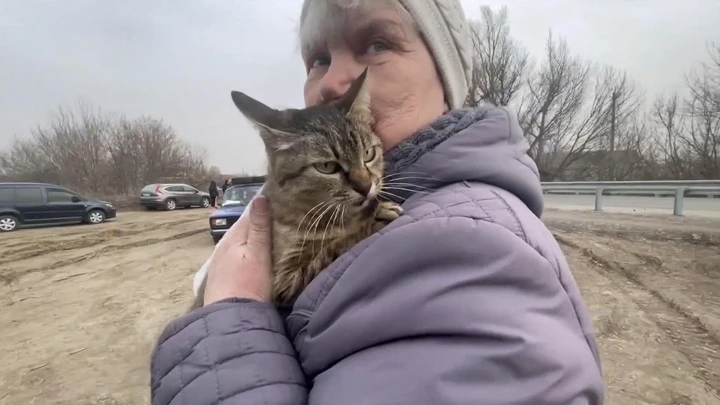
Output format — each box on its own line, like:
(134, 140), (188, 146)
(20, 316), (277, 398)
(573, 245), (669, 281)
(0, 182), (117, 232)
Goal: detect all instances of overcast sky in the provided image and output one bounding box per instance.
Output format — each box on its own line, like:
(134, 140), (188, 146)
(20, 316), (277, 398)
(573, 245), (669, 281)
(1, 0), (718, 174)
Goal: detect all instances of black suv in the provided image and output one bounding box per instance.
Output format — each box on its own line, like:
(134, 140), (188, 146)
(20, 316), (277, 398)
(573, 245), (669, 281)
(0, 182), (117, 232)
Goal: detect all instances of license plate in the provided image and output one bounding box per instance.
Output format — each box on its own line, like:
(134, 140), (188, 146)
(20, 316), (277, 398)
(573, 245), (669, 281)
(142, 193), (151, 197)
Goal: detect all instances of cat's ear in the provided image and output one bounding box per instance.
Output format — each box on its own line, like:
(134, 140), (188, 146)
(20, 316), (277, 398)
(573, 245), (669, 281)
(335, 67), (372, 124)
(230, 91), (296, 151)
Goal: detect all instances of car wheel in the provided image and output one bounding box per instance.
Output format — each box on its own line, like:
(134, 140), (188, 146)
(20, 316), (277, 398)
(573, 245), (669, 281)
(212, 235), (222, 245)
(87, 209), (105, 224)
(201, 197), (211, 208)
(0, 214), (19, 232)
(165, 199), (177, 211)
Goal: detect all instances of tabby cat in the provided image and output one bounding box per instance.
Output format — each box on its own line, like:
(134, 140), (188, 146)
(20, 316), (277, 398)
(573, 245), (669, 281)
(191, 68), (403, 311)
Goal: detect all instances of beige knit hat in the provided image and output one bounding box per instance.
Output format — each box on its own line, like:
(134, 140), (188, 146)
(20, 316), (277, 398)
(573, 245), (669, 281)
(299, 0), (474, 110)
(396, 0), (473, 109)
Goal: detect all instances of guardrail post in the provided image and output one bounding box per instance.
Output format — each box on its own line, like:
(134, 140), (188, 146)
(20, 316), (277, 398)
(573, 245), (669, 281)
(594, 188), (603, 212)
(673, 188), (685, 216)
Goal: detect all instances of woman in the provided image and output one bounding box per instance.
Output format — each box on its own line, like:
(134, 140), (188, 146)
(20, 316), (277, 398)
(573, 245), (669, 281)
(150, 0), (604, 404)
(207, 180), (219, 208)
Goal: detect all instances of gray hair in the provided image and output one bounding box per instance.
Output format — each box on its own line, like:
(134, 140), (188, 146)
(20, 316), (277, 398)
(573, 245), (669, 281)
(297, 0), (474, 110)
(299, 0), (415, 57)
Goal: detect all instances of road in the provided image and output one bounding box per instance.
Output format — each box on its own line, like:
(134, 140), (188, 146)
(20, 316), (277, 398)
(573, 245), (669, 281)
(1, 208), (720, 404)
(544, 193), (720, 217)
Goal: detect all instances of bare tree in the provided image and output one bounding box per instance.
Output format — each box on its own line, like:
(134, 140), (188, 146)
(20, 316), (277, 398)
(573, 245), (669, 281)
(650, 43), (720, 180)
(603, 112), (655, 180)
(515, 32), (643, 180)
(465, 6), (530, 107)
(0, 101), (216, 198)
(687, 43), (720, 116)
(0, 101), (113, 189)
(590, 67), (644, 180)
(683, 42), (720, 178)
(516, 32), (591, 179)
(684, 95), (719, 178)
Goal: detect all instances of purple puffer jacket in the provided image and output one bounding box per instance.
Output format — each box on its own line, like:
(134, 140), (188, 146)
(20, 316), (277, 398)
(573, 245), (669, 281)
(150, 107), (604, 405)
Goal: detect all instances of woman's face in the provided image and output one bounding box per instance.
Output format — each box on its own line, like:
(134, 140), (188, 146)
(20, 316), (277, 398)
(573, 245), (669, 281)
(302, 2), (447, 151)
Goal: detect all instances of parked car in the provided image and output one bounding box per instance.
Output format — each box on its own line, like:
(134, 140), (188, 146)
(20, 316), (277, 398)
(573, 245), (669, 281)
(0, 182), (116, 232)
(209, 177), (264, 244)
(139, 183), (211, 211)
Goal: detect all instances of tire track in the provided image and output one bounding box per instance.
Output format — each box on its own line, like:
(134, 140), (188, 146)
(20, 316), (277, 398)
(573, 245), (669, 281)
(544, 211), (720, 247)
(555, 232), (720, 398)
(0, 217), (202, 264)
(2, 228), (206, 282)
(1, 213), (209, 284)
(0, 210), (214, 405)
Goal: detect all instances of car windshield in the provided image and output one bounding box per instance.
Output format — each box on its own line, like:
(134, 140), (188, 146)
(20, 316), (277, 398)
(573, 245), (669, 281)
(223, 185), (261, 205)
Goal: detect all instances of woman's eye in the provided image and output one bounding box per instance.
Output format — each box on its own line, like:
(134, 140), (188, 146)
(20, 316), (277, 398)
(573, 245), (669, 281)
(310, 56), (330, 68)
(363, 147), (376, 162)
(365, 41), (390, 55)
(313, 161), (340, 174)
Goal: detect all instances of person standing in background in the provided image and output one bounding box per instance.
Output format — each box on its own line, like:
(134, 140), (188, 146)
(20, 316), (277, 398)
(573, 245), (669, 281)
(221, 178), (231, 205)
(208, 180), (219, 208)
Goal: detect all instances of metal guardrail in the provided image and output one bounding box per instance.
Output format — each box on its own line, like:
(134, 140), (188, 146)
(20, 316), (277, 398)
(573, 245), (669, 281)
(541, 180), (720, 216)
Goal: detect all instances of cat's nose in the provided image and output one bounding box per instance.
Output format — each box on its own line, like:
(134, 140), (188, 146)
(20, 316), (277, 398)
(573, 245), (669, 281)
(351, 180), (371, 196)
(348, 170), (372, 196)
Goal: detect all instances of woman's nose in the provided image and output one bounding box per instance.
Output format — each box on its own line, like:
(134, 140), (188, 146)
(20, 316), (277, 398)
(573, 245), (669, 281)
(318, 59), (365, 105)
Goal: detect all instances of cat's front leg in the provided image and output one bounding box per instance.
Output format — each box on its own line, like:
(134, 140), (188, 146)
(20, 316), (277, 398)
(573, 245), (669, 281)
(372, 201), (404, 232)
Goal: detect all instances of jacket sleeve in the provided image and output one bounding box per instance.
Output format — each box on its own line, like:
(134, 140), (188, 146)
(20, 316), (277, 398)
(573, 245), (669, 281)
(150, 298), (307, 405)
(304, 216), (604, 405)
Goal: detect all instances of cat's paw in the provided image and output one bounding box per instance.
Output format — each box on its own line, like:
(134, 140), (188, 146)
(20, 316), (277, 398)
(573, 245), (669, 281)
(372, 201), (403, 232)
(376, 201), (404, 222)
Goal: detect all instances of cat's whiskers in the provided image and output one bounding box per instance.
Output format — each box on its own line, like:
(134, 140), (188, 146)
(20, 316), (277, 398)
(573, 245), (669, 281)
(383, 186), (431, 195)
(300, 200), (337, 259)
(306, 201), (337, 256)
(383, 179), (433, 196)
(320, 205), (341, 253)
(378, 190), (404, 201)
(305, 200), (336, 234)
(382, 171), (434, 180)
(382, 175), (437, 183)
(295, 200), (332, 238)
(383, 181), (433, 191)
(294, 200), (333, 264)
(309, 202), (334, 256)
(339, 205), (346, 232)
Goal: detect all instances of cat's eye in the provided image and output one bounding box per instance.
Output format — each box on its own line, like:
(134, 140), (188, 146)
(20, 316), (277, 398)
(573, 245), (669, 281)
(314, 161), (340, 174)
(363, 146), (377, 162)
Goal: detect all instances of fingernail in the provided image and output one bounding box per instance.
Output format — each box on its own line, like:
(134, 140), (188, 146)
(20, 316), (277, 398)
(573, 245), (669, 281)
(253, 195), (268, 214)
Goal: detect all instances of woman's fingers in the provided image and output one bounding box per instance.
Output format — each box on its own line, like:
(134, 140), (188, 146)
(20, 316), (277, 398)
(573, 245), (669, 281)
(247, 196), (271, 252)
(225, 195), (270, 247)
(202, 195), (273, 305)
(223, 203), (253, 242)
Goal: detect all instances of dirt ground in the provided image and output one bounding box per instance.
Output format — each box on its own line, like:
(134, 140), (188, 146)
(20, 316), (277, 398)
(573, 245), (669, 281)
(1, 208), (719, 404)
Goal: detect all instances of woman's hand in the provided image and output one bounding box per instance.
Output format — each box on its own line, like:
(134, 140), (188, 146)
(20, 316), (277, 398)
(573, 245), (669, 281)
(203, 196), (273, 304)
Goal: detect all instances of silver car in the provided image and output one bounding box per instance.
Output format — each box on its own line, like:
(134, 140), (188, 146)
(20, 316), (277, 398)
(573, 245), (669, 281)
(139, 183), (211, 211)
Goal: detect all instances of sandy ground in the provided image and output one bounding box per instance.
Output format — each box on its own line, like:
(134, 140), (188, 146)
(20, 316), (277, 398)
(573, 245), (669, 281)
(1, 208), (719, 404)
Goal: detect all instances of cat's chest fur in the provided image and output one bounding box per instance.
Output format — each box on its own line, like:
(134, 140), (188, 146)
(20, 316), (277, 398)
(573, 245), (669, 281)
(270, 216), (373, 306)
